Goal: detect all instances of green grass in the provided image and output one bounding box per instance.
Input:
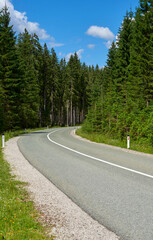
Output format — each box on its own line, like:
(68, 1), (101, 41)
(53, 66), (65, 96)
(4, 127), (48, 142)
(76, 128), (153, 155)
(0, 128), (54, 240)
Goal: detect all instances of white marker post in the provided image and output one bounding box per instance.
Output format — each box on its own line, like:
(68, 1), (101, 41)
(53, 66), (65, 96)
(2, 134), (5, 148)
(127, 135), (130, 149)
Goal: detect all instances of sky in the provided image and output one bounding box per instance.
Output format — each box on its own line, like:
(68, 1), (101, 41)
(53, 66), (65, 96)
(0, 0), (139, 67)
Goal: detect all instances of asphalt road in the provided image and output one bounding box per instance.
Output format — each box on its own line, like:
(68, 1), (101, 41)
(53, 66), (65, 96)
(18, 127), (153, 240)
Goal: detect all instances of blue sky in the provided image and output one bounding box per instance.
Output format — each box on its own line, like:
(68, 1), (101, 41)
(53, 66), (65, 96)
(1, 0), (139, 67)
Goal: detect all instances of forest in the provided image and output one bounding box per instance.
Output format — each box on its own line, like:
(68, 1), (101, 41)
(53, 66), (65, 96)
(0, 0), (153, 145)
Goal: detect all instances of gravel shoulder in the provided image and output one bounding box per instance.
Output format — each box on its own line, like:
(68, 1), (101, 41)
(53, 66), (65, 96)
(3, 136), (120, 240)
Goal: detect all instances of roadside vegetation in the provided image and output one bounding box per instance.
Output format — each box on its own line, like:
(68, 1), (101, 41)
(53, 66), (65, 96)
(77, 127), (153, 155)
(75, 1), (153, 152)
(0, 129), (54, 240)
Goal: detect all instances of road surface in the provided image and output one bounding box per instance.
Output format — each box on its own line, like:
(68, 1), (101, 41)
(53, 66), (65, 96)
(18, 127), (153, 240)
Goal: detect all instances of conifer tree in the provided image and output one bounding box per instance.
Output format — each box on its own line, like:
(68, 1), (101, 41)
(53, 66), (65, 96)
(59, 58), (68, 125)
(17, 29), (39, 128)
(104, 41), (118, 132)
(129, 1), (153, 108)
(72, 52), (82, 124)
(0, 6), (20, 132)
(67, 53), (82, 125)
(114, 11), (134, 137)
(39, 43), (51, 126)
(84, 65), (103, 132)
(115, 11), (133, 100)
(0, 60), (4, 132)
(49, 48), (60, 125)
(79, 63), (89, 122)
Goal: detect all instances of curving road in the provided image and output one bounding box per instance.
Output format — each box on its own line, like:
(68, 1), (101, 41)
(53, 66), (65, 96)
(18, 127), (153, 240)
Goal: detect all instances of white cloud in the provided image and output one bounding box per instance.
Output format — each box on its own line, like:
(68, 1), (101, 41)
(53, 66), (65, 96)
(77, 49), (84, 59)
(0, 0), (63, 47)
(66, 49), (84, 61)
(116, 34), (119, 42)
(115, 34), (120, 48)
(104, 40), (112, 49)
(48, 42), (64, 48)
(88, 44), (95, 49)
(0, 0), (50, 40)
(66, 52), (73, 61)
(86, 25), (114, 40)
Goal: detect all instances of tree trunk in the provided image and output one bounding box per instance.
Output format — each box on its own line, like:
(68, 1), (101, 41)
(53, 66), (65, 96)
(67, 100), (69, 126)
(70, 97), (73, 126)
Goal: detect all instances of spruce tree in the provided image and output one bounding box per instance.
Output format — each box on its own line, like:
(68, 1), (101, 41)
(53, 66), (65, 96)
(0, 6), (19, 132)
(104, 41), (118, 133)
(17, 29), (39, 128)
(59, 58), (68, 125)
(114, 11), (134, 137)
(32, 34), (43, 126)
(0, 60), (4, 132)
(115, 11), (133, 100)
(129, 1), (153, 108)
(67, 53), (82, 125)
(84, 65), (103, 132)
(79, 63), (89, 123)
(39, 43), (51, 126)
(49, 48), (60, 125)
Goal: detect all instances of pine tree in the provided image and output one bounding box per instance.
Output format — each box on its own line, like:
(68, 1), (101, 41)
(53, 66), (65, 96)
(104, 41), (118, 133)
(84, 65), (103, 132)
(17, 29), (39, 128)
(114, 11), (134, 137)
(59, 58), (68, 125)
(32, 34), (43, 126)
(49, 48), (60, 125)
(129, 1), (153, 108)
(0, 6), (20, 132)
(78, 63), (89, 123)
(39, 43), (51, 126)
(0, 60), (4, 132)
(115, 11), (133, 100)
(67, 53), (82, 125)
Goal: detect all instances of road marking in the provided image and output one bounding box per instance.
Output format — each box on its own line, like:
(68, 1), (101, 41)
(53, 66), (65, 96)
(47, 129), (153, 180)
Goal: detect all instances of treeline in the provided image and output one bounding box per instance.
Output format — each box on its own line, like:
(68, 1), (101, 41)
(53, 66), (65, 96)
(1, 1), (153, 145)
(0, 6), (98, 132)
(83, 0), (153, 144)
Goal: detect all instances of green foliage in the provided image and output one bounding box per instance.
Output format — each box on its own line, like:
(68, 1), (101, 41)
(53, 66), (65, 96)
(77, 128), (153, 154)
(82, 1), (153, 148)
(39, 43), (52, 126)
(66, 53), (86, 125)
(17, 30), (39, 128)
(0, 6), (20, 131)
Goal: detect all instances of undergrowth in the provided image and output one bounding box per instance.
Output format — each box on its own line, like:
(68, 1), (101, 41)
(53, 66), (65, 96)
(76, 127), (153, 155)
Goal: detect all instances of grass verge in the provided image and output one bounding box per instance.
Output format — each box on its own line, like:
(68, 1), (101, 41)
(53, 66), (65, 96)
(76, 128), (153, 155)
(0, 128), (54, 240)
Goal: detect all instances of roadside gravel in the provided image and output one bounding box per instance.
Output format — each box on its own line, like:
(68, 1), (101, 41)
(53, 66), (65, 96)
(4, 136), (120, 240)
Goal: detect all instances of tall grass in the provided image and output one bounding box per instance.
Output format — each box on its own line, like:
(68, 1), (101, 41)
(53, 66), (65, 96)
(76, 128), (153, 155)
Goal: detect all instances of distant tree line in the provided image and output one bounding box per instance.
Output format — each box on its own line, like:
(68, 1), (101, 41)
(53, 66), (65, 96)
(0, 1), (153, 145)
(0, 6), (93, 132)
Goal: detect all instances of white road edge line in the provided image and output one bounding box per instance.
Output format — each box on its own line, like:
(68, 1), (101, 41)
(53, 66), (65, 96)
(47, 129), (153, 180)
